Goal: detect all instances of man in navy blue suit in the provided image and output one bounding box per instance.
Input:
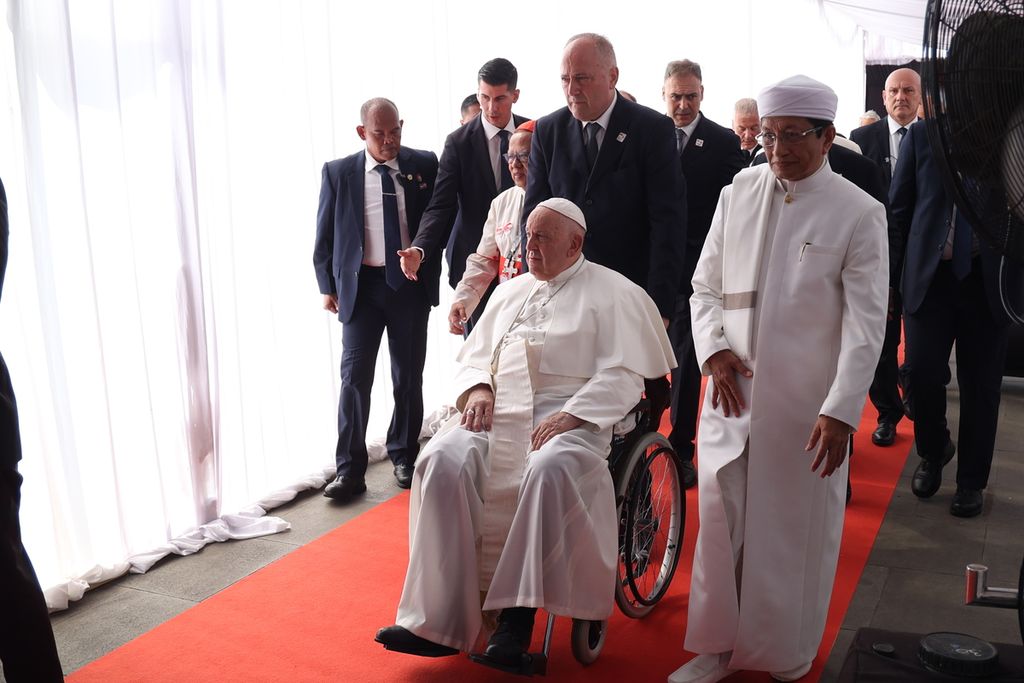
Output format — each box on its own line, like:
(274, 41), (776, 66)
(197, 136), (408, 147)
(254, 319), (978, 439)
(851, 67), (922, 448)
(1, 176), (64, 681)
(890, 120), (1010, 518)
(661, 59), (745, 488)
(313, 98), (439, 502)
(399, 58), (528, 332)
(524, 33), (686, 324)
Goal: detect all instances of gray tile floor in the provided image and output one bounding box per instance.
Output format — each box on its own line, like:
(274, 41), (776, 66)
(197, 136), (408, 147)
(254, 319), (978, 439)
(22, 382), (1024, 681)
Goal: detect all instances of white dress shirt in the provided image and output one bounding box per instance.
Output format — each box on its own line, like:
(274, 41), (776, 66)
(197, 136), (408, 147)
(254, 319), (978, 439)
(579, 90), (618, 151)
(887, 116), (910, 172)
(480, 116), (518, 192)
(362, 154), (411, 267)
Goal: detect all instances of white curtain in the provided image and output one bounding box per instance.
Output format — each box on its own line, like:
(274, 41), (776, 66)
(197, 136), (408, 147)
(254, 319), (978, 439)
(0, 0), (918, 611)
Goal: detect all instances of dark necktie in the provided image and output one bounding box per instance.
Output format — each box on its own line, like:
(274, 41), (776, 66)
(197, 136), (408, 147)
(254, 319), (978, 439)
(897, 127), (907, 140)
(375, 165), (405, 290)
(498, 130), (513, 191)
(584, 122), (601, 169)
(676, 128), (688, 156)
(951, 206), (972, 280)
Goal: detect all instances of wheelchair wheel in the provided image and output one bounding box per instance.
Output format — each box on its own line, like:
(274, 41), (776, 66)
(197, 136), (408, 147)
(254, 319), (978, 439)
(570, 618), (606, 665)
(614, 431), (685, 619)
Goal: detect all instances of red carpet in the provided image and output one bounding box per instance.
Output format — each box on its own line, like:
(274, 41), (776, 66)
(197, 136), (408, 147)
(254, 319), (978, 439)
(69, 408), (912, 683)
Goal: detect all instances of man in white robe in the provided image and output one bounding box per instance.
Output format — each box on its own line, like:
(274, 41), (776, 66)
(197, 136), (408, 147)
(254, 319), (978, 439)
(376, 198), (675, 672)
(669, 76), (888, 683)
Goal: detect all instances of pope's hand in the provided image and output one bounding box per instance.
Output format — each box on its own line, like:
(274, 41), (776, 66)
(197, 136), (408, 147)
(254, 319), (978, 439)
(398, 248), (422, 281)
(706, 349), (752, 417)
(806, 414), (853, 477)
(323, 294), (339, 314)
(461, 385), (495, 432)
(530, 411), (584, 451)
(449, 302), (468, 335)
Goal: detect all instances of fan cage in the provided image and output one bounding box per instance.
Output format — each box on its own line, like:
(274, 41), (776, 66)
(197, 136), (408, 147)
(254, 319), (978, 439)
(923, 0), (1024, 265)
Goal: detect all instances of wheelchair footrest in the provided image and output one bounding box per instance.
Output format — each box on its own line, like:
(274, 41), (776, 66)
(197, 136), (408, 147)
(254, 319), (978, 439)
(468, 651), (548, 676)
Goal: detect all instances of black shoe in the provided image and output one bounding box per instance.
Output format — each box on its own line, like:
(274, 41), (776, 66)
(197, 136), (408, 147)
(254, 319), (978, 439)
(679, 459), (697, 490)
(394, 464), (414, 489)
(871, 421), (896, 447)
(911, 440), (955, 499)
(477, 607), (536, 670)
(323, 475), (366, 502)
(950, 487), (983, 518)
(374, 625), (458, 657)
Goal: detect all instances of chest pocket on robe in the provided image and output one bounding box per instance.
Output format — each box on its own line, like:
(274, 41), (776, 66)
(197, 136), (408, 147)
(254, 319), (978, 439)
(785, 243), (845, 307)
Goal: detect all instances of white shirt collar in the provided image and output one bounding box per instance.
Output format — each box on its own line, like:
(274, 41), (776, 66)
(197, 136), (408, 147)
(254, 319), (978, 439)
(581, 90), (618, 130)
(364, 153), (400, 174)
(481, 114), (517, 140)
(887, 116), (913, 136)
(544, 254), (586, 286)
(678, 111), (702, 139)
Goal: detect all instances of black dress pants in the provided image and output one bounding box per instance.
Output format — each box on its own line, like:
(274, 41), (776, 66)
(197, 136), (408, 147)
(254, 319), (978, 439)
(334, 268), (430, 479)
(903, 260), (1008, 489)
(1, 353), (63, 682)
(868, 293), (906, 426)
(667, 293), (701, 461)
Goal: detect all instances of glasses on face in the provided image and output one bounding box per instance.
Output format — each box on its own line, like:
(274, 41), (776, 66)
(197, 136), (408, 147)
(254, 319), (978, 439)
(756, 126), (824, 148)
(503, 152), (529, 165)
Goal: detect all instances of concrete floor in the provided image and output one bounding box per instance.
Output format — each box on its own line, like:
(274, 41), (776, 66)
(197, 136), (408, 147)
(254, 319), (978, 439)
(15, 382), (1024, 682)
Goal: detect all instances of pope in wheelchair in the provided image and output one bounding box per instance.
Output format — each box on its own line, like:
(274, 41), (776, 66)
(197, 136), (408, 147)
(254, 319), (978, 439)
(375, 198), (676, 672)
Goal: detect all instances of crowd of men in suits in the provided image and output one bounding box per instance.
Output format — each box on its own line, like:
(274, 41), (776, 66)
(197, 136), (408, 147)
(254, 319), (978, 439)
(312, 34), (1008, 519)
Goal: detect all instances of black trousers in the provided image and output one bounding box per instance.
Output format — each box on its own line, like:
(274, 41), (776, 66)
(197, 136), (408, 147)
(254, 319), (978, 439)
(667, 293), (701, 461)
(1, 354), (63, 682)
(868, 293), (906, 426)
(903, 260), (1008, 489)
(334, 268), (430, 478)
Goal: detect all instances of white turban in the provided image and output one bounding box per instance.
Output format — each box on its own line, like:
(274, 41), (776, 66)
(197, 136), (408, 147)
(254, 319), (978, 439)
(757, 75), (837, 121)
(536, 197), (587, 231)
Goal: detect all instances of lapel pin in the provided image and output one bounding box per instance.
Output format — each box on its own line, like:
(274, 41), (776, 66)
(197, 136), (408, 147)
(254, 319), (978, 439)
(616, 132), (627, 143)
(695, 139), (705, 147)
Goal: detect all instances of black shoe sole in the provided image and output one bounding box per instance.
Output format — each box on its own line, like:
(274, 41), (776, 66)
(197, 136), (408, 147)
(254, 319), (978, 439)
(323, 482), (367, 501)
(469, 651), (540, 676)
(374, 634), (458, 658)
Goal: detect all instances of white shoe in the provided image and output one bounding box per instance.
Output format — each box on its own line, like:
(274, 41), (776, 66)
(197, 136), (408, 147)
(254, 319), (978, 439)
(668, 652), (734, 683)
(770, 661), (812, 681)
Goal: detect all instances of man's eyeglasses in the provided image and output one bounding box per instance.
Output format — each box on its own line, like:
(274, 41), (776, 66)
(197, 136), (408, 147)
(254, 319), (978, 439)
(503, 152), (529, 164)
(756, 126), (824, 148)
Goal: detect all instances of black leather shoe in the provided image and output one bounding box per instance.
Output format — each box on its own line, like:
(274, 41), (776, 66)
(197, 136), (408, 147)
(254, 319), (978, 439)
(375, 625), (458, 657)
(679, 459), (697, 490)
(950, 487), (983, 518)
(323, 475), (366, 502)
(911, 440), (955, 499)
(480, 607), (536, 668)
(871, 421), (896, 446)
(394, 464), (414, 489)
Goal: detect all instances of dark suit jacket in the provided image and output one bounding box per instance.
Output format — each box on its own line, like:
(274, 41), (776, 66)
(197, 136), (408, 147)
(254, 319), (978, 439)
(313, 147), (439, 323)
(524, 96), (687, 318)
(889, 121), (1006, 324)
(412, 114), (528, 289)
(850, 117), (899, 187)
(678, 114), (745, 281)
(1, 176), (22, 468)
(753, 145), (894, 280)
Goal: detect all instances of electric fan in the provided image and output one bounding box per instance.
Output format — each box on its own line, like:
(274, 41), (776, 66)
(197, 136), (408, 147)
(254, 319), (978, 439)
(922, 0), (1024, 325)
(922, 0), (1024, 647)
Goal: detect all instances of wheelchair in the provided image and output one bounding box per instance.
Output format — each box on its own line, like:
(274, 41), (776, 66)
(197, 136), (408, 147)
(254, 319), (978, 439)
(479, 399), (687, 675)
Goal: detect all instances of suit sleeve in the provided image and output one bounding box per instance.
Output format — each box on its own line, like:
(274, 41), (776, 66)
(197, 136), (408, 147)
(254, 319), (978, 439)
(313, 162), (337, 296)
(644, 116), (687, 318)
(519, 124), (554, 274)
(412, 134), (460, 259)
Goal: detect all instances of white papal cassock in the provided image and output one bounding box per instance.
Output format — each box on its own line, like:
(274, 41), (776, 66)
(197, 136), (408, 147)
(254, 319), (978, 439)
(395, 256), (675, 652)
(686, 160), (888, 673)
